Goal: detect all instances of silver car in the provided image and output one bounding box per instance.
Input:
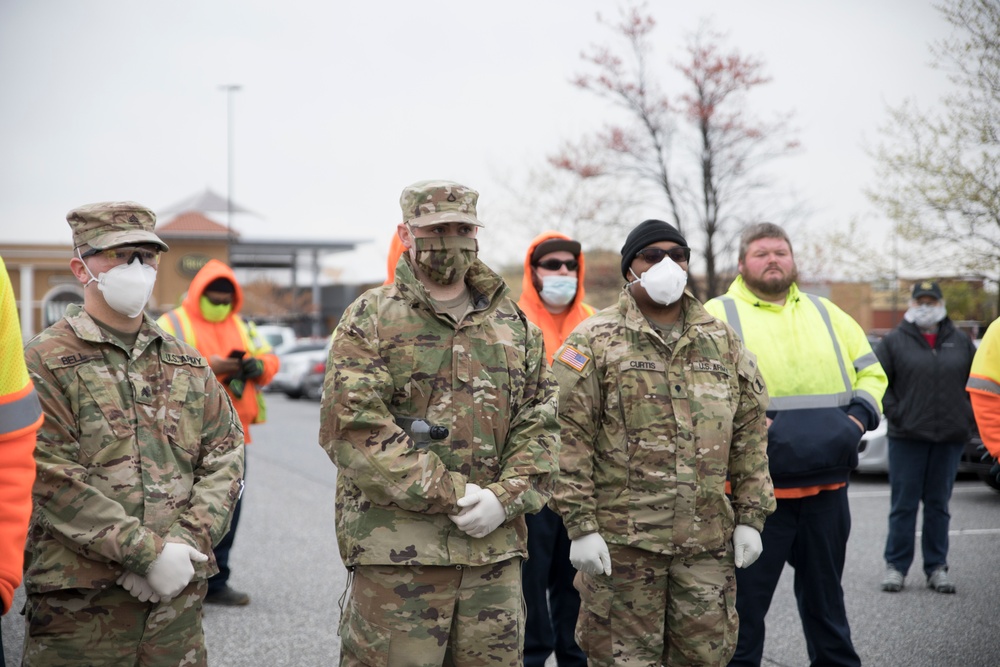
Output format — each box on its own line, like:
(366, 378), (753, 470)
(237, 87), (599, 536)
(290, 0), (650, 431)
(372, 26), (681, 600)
(855, 415), (989, 483)
(269, 340), (329, 400)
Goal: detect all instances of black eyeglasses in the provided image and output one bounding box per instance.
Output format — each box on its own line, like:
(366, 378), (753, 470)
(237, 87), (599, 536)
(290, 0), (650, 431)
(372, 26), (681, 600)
(636, 246), (690, 265)
(536, 259), (579, 271)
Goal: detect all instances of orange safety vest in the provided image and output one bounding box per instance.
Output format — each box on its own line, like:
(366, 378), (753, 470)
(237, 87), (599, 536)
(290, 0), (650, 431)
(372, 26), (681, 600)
(159, 309), (270, 424)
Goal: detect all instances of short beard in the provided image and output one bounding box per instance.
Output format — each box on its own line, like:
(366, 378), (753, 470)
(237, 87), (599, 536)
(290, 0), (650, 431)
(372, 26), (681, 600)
(744, 263), (798, 299)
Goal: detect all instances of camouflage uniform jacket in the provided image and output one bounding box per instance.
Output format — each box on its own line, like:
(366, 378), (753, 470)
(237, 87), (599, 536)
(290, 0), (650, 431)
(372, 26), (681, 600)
(22, 304), (244, 594)
(319, 257), (560, 567)
(550, 288), (775, 557)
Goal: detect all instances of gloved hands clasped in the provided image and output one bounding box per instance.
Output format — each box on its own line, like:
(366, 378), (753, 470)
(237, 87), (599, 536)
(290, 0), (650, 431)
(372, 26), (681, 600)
(226, 357), (265, 399)
(117, 571), (161, 603)
(450, 483), (506, 539)
(146, 541), (208, 600)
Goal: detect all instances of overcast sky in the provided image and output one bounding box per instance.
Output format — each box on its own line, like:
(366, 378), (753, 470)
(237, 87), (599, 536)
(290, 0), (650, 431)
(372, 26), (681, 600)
(0, 1), (953, 283)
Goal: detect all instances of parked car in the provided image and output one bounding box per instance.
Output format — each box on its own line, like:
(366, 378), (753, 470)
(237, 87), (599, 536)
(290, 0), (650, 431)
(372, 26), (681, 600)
(256, 324), (297, 354)
(269, 341), (329, 400)
(856, 416), (890, 474)
(856, 415), (998, 490)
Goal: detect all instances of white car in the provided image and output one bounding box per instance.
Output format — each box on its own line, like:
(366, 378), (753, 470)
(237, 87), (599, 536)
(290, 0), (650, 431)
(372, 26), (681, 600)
(269, 341), (329, 400)
(856, 416), (889, 474)
(255, 325), (297, 354)
(855, 415), (988, 481)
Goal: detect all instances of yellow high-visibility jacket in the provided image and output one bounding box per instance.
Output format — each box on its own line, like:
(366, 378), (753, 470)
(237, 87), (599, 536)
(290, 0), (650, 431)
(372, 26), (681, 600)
(705, 276), (886, 489)
(968, 319), (1000, 458)
(0, 256), (42, 612)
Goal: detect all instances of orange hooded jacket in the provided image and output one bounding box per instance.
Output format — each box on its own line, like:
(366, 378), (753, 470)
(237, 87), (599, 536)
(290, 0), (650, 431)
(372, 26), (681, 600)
(157, 259), (278, 443)
(518, 231), (596, 366)
(384, 233), (406, 285)
(0, 257), (41, 613)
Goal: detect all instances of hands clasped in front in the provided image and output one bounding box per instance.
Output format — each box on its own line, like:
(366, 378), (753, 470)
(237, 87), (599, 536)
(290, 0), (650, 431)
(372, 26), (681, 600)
(119, 541), (208, 603)
(449, 483), (506, 539)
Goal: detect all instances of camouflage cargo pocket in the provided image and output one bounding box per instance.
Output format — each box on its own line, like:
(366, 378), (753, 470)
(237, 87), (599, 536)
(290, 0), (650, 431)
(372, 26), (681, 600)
(341, 598), (390, 667)
(573, 570), (613, 660)
(164, 371), (206, 457)
(210, 476), (245, 547)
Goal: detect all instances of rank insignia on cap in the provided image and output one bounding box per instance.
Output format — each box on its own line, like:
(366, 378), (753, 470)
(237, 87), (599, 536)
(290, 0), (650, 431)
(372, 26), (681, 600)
(557, 345), (591, 372)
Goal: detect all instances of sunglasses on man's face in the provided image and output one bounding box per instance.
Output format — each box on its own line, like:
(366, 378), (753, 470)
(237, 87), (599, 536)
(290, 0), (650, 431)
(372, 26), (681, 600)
(636, 246), (691, 265)
(536, 259), (579, 271)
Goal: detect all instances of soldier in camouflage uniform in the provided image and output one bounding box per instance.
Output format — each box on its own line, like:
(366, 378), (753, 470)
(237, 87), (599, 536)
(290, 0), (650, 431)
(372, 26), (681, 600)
(549, 219), (776, 666)
(21, 202), (244, 666)
(319, 180), (560, 667)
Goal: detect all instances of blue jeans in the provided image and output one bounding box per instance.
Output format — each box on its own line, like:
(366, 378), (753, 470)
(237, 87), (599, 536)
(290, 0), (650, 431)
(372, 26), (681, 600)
(884, 438), (963, 577)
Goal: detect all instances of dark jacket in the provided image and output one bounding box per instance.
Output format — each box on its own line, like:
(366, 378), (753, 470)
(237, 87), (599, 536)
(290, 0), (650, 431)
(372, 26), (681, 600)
(876, 317), (977, 443)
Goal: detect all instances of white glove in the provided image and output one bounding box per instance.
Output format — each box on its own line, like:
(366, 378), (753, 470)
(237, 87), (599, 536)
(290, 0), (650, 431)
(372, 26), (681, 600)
(449, 487), (506, 539)
(147, 542), (208, 599)
(570, 533), (612, 576)
(733, 525), (763, 568)
(116, 572), (161, 603)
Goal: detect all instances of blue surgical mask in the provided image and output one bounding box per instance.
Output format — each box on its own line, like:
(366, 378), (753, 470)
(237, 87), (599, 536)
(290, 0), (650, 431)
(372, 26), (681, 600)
(539, 275), (578, 306)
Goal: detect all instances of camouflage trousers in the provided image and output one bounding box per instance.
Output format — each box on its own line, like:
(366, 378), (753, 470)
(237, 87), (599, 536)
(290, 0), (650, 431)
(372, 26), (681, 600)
(574, 544), (737, 667)
(21, 579), (208, 666)
(339, 558), (524, 667)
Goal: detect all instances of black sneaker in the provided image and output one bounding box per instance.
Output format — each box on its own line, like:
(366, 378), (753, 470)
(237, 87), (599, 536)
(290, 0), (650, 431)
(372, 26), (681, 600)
(205, 586), (251, 606)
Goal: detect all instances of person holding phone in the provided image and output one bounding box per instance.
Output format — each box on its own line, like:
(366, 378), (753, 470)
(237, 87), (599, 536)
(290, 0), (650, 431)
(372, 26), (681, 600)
(158, 259), (279, 606)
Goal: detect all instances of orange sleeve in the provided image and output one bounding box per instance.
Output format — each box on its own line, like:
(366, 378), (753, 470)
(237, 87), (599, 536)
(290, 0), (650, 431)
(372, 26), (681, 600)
(0, 425), (38, 613)
(255, 351), (280, 387)
(970, 384), (1000, 459)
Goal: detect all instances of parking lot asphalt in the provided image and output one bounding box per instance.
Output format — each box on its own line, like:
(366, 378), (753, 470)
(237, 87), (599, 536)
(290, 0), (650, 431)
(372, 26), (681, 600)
(4, 393), (1000, 666)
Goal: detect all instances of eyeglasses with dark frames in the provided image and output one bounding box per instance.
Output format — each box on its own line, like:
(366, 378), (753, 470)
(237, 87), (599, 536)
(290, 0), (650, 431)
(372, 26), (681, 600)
(636, 246), (691, 265)
(536, 258), (579, 271)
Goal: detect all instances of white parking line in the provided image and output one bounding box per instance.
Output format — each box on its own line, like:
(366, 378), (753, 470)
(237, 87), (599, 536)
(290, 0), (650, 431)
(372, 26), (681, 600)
(944, 528), (1000, 536)
(850, 484), (994, 499)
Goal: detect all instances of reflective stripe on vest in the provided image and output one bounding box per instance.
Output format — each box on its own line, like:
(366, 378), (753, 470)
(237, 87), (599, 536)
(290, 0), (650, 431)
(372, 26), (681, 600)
(0, 387), (42, 437)
(716, 293), (865, 412)
(163, 310), (197, 346)
(165, 308), (259, 355)
(968, 375), (1000, 396)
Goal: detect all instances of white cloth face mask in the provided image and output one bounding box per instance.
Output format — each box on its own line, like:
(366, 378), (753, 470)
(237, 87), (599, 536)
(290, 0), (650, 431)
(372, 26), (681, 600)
(79, 250), (157, 318)
(629, 256), (687, 305)
(904, 302), (946, 329)
(539, 275), (578, 306)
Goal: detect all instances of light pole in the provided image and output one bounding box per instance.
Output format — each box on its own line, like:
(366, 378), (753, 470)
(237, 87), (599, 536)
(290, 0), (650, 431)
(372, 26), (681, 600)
(218, 84), (242, 239)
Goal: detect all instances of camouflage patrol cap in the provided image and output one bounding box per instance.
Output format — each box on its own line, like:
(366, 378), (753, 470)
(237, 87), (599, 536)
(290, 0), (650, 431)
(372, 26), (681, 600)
(67, 201), (169, 252)
(399, 180), (484, 228)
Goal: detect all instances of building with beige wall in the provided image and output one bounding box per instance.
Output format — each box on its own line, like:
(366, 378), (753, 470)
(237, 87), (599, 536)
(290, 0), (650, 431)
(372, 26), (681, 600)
(2, 205), (361, 340)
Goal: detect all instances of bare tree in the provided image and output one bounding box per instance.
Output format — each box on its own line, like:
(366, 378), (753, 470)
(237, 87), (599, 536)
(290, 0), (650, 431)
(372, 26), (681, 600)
(551, 3), (799, 297)
(868, 0), (1000, 313)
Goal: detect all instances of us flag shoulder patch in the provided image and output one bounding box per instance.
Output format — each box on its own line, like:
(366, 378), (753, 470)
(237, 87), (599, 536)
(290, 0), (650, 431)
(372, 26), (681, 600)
(557, 345), (591, 372)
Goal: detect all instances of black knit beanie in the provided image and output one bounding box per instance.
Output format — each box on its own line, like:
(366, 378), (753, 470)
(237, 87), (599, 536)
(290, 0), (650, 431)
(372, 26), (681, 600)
(205, 277), (236, 294)
(620, 219), (688, 278)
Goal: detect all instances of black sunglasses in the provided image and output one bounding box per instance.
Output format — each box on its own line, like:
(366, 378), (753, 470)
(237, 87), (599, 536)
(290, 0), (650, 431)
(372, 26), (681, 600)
(636, 246), (691, 265)
(536, 258), (579, 271)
